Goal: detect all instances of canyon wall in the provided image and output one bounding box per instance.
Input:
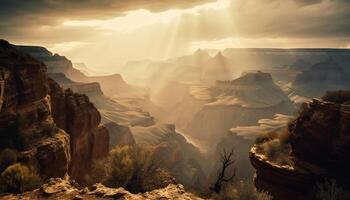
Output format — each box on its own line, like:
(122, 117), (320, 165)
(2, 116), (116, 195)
(250, 92), (350, 199)
(0, 40), (109, 184)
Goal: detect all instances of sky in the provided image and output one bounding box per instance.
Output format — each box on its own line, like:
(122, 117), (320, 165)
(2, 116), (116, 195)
(1, 0), (350, 72)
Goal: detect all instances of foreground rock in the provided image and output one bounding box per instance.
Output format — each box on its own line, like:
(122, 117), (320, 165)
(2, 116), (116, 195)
(0, 178), (203, 200)
(250, 91), (350, 199)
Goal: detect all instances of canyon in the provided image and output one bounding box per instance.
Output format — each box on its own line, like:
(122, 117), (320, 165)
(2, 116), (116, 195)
(2, 38), (350, 199)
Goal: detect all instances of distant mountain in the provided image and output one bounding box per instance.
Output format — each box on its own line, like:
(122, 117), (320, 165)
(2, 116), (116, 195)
(200, 52), (232, 84)
(288, 59), (312, 71)
(73, 62), (108, 76)
(291, 57), (350, 98)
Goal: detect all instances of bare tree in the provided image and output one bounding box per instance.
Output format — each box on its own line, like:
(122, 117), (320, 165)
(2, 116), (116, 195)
(210, 148), (236, 193)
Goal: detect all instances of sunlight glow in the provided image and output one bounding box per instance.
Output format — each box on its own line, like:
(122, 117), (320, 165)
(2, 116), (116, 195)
(63, 0), (230, 32)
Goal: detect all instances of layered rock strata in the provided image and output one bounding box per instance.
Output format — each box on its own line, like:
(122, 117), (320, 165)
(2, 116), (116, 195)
(0, 40), (109, 185)
(250, 91), (350, 199)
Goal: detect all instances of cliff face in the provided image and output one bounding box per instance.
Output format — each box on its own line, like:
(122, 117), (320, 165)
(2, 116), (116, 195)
(0, 40), (70, 179)
(0, 40), (109, 185)
(250, 91), (350, 199)
(48, 79), (109, 184)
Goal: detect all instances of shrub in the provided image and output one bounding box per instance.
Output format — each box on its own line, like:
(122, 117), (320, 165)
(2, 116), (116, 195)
(0, 163), (42, 193)
(100, 144), (167, 193)
(0, 148), (18, 172)
(260, 139), (293, 166)
(215, 181), (272, 200)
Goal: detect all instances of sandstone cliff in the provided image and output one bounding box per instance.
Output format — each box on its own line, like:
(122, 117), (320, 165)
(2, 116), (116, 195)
(48, 78), (109, 184)
(0, 40), (70, 180)
(0, 40), (109, 185)
(250, 91), (350, 199)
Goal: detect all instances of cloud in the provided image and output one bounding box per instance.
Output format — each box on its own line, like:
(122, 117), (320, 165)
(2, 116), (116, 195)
(0, 0), (214, 33)
(1, 0), (349, 72)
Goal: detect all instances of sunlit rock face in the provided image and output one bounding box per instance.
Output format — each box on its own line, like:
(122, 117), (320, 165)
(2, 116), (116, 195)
(0, 40), (70, 180)
(1, 178), (203, 200)
(250, 91), (350, 200)
(130, 123), (209, 192)
(185, 71), (294, 146)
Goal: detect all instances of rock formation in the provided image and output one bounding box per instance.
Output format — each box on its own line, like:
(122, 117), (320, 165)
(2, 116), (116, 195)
(185, 71), (294, 146)
(48, 77), (110, 184)
(0, 40), (109, 185)
(250, 91), (350, 199)
(0, 39), (71, 180)
(0, 178), (203, 200)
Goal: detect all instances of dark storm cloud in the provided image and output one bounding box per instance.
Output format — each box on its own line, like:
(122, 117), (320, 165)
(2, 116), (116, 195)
(0, 0), (214, 37)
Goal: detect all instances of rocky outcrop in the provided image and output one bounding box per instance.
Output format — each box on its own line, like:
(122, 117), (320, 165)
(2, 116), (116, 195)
(0, 40), (109, 185)
(0, 39), (70, 180)
(0, 178), (203, 200)
(250, 91), (350, 199)
(48, 78), (109, 184)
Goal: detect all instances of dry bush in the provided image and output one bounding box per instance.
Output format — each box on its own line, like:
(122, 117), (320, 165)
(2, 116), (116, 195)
(0, 163), (42, 193)
(94, 144), (172, 193)
(259, 139), (293, 166)
(214, 181), (272, 200)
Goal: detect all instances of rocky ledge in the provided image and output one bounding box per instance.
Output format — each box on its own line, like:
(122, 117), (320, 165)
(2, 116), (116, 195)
(0, 178), (203, 200)
(250, 91), (350, 199)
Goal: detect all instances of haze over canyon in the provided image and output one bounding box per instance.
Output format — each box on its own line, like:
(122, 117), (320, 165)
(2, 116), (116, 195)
(1, 0), (350, 200)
